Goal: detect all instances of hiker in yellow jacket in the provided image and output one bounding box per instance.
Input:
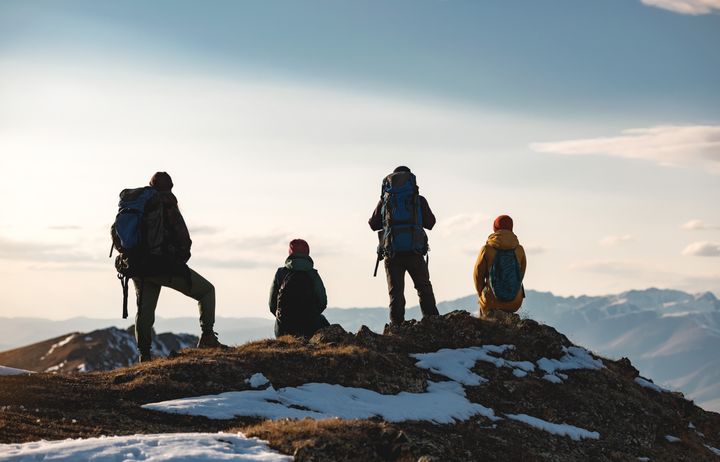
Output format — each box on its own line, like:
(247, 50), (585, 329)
(473, 215), (527, 317)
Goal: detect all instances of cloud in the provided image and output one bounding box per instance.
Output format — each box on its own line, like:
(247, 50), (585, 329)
(570, 260), (652, 276)
(530, 125), (720, 174)
(524, 246), (547, 255)
(48, 225), (82, 230)
(0, 237), (93, 263)
(435, 213), (491, 237)
(681, 219), (720, 231)
(599, 235), (634, 247)
(191, 257), (271, 269)
(188, 226), (222, 235)
(682, 241), (720, 257)
(640, 0), (720, 15)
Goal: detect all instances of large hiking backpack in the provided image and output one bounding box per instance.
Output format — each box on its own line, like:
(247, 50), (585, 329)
(378, 171), (428, 257)
(276, 270), (316, 329)
(109, 187), (157, 319)
(488, 248), (523, 302)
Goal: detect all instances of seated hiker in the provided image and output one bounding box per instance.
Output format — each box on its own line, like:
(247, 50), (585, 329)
(111, 172), (226, 363)
(473, 215), (527, 318)
(269, 239), (330, 338)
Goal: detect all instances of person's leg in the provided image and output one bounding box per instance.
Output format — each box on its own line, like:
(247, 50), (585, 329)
(164, 267), (216, 333)
(133, 277), (162, 358)
(384, 256), (407, 323)
(407, 254), (439, 317)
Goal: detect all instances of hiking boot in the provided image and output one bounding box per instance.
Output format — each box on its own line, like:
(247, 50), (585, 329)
(197, 331), (227, 349)
(139, 352), (152, 363)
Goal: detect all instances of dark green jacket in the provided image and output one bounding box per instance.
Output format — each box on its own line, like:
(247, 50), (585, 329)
(269, 254), (328, 316)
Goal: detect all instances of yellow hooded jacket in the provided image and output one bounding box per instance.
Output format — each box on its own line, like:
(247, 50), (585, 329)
(473, 229), (527, 315)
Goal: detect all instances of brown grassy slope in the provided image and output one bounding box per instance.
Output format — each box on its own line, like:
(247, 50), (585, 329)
(1, 311), (719, 462)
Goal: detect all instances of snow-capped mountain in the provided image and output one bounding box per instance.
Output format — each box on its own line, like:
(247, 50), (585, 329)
(0, 326), (197, 373)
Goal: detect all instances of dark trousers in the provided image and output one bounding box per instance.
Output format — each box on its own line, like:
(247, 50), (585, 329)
(133, 267), (215, 354)
(275, 314), (330, 338)
(384, 253), (438, 323)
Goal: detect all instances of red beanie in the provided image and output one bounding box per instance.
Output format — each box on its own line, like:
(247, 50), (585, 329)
(150, 172), (173, 192)
(493, 215), (513, 232)
(288, 239), (310, 255)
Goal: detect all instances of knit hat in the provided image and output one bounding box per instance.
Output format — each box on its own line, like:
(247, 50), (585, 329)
(393, 166), (411, 173)
(493, 215), (513, 232)
(288, 239), (310, 255)
(149, 172), (173, 192)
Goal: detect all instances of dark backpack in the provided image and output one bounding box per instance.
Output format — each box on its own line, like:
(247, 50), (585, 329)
(378, 171), (428, 257)
(489, 248), (523, 302)
(109, 187), (157, 319)
(276, 270), (316, 327)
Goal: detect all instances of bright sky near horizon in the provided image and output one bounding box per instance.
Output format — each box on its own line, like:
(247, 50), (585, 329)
(1, 0), (719, 320)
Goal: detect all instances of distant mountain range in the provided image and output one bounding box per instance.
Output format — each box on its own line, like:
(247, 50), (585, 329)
(0, 326), (196, 373)
(1, 288), (719, 411)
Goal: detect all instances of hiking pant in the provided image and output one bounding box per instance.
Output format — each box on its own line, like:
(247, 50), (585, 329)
(384, 253), (438, 323)
(275, 314), (330, 338)
(132, 267), (215, 354)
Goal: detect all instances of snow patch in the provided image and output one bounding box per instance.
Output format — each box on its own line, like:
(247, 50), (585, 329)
(506, 413), (600, 441)
(245, 373), (270, 389)
(537, 346), (603, 383)
(665, 435), (682, 443)
(41, 334), (76, 360)
(144, 380), (499, 424)
(705, 444), (720, 456)
(635, 377), (670, 393)
(411, 345), (534, 385)
(0, 432), (291, 461)
(0, 365), (33, 376)
(44, 361), (67, 373)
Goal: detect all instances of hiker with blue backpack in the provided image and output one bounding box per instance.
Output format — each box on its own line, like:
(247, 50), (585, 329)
(110, 172), (225, 362)
(473, 215), (527, 318)
(369, 166), (439, 325)
(268, 239), (330, 338)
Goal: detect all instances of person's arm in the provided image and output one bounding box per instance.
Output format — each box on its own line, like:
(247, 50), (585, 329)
(368, 199), (383, 231)
(419, 196), (436, 230)
(268, 269), (282, 315)
(473, 246), (488, 297)
(313, 270), (328, 313)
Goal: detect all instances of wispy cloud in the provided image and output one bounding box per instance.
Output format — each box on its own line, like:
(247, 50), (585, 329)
(599, 235), (634, 247)
(435, 213), (491, 237)
(188, 226), (222, 235)
(0, 237), (93, 263)
(682, 241), (720, 257)
(530, 125), (720, 174)
(681, 219), (720, 231)
(48, 225), (82, 231)
(640, 0), (720, 15)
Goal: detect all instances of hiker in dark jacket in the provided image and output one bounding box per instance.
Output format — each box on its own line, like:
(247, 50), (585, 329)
(268, 239), (330, 338)
(131, 172), (225, 361)
(369, 166), (439, 325)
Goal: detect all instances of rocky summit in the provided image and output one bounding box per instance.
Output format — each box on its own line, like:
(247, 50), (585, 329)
(1, 311), (719, 461)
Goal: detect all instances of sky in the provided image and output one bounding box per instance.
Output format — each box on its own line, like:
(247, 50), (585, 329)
(0, 0), (719, 320)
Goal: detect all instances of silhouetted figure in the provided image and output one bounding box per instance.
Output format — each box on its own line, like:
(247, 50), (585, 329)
(473, 215), (527, 317)
(111, 172), (225, 362)
(269, 239), (330, 338)
(369, 166), (439, 324)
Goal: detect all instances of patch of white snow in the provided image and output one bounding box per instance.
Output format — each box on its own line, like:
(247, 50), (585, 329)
(411, 345), (534, 385)
(0, 366), (33, 376)
(635, 377), (670, 393)
(245, 373), (269, 389)
(0, 432), (291, 461)
(665, 435), (681, 443)
(144, 380), (499, 424)
(705, 444), (720, 456)
(41, 334), (76, 360)
(506, 413), (600, 441)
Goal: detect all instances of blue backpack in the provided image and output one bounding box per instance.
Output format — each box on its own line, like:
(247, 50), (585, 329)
(489, 248), (523, 302)
(109, 187), (157, 319)
(378, 171), (428, 257)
